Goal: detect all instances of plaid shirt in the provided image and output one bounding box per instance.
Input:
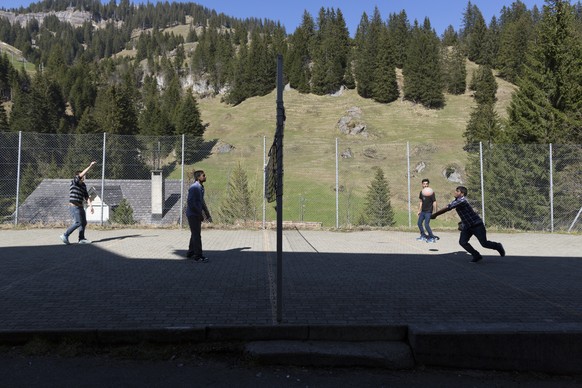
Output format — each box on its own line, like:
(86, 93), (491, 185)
(446, 196), (483, 227)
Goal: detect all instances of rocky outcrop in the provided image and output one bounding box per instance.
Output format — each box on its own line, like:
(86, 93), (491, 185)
(0, 8), (92, 28)
(337, 107), (367, 137)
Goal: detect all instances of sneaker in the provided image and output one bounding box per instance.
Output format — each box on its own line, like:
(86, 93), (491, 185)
(497, 244), (505, 257)
(59, 234), (70, 245)
(416, 235), (427, 241)
(194, 256), (208, 263)
(426, 237), (437, 243)
(78, 239), (92, 244)
(471, 255), (483, 263)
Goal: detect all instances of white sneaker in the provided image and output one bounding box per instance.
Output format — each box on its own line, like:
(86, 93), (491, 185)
(78, 239), (92, 244)
(59, 234), (70, 245)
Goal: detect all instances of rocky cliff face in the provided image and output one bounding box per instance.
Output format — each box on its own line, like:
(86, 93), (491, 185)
(0, 8), (92, 28)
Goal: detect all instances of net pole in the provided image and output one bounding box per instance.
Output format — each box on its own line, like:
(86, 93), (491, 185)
(263, 136), (266, 229)
(275, 54), (285, 323)
(480, 142), (485, 225)
(549, 143), (554, 232)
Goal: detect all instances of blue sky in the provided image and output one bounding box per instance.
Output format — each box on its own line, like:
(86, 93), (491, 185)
(2, 0), (546, 36)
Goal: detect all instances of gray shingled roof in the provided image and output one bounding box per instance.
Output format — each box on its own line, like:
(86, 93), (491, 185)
(17, 179), (185, 225)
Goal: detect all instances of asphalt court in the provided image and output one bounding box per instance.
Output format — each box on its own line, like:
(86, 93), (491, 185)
(0, 228), (581, 330)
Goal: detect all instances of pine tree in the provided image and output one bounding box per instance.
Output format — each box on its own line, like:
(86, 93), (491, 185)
(471, 65), (497, 105)
(372, 28), (398, 103)
(441, 25), (458, 47)
(110, 198), (136, 225)
(506, 0), (582, 144)
(224, 42), (250, 105)
(362, 167), (394, 227)
(463, 103), (501, 152)
(464, 4), (488, 64)
(0, 103), (9, 132)
(481, 16), (500, 67)
(218, 162), (255, 224)
(442, 44), (467, 94)
(496, 7), (535, 83)
(403, 19), (445, 108)
(353, 12), (374, 98)
(386, 10), (410, 68)
(285, 11), (314, 93)
(176, 89), (206, 164)
(310, 8), (350, 94)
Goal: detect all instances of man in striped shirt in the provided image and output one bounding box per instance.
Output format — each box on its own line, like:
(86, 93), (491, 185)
(431, 186), (505, 263)
(60, 161), (96, 245)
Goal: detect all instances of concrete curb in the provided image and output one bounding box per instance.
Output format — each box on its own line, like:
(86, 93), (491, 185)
(0, 325), (407, 345)
(409, 324), (582, 375)
(2, 324), (582, 374)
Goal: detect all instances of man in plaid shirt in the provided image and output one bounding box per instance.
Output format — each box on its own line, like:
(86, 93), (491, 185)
(431, 186), (505, 263)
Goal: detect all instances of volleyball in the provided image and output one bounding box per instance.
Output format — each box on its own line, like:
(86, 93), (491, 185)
(422, 187), (434, 196)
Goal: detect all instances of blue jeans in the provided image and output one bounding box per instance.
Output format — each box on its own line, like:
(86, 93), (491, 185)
(65, 205), (87, 241)
(417, 211), (434, 238)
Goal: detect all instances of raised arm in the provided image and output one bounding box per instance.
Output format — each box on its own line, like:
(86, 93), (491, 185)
(79, 161), (97, 178)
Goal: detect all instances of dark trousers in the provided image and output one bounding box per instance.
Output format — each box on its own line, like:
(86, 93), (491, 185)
(187, 214), (202, 258)
(459, 223), (502, 259)
(65, 205), (87, 241)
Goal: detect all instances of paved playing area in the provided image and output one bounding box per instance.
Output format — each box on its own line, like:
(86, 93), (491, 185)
(0, 228), (581, 331)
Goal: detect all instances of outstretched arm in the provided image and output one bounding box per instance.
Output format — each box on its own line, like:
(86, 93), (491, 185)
(431, 206), (450, 219)
(79, 161), (97, 178)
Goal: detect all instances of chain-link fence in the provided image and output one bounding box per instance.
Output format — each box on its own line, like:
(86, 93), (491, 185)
(0, 131), (580, 232)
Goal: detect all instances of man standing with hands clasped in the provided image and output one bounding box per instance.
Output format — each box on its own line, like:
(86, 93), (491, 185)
(431, 186), (505, 263)
(60, 161), (97, 245)
(186, 169), (212, 262)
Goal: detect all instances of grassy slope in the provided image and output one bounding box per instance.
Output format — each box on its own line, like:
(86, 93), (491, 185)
(192, 63), (515, 228)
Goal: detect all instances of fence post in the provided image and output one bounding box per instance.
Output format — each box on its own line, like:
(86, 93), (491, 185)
(480, 142), (485, 225)
(14, 131), (22, 226)
(335, 137), (339, 229)
(263, 135), (266, 229)
(549, 143), (554, 232)
(100, 132), (106, 226)
(180, 134), (185, 229)
(407, 142), (411, 228)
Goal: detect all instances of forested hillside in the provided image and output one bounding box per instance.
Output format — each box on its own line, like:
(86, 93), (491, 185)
(0, 0), (581, 230)
(0, 0), (580, 142)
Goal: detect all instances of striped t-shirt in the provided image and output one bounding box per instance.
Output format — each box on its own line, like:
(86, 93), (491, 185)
(69, 176), (89, 206)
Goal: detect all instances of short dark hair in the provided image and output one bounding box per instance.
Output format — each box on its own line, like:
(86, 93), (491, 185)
(422, 178), (429, 184)
(194, 170), (205, 181)
(456, 186), (468, 196)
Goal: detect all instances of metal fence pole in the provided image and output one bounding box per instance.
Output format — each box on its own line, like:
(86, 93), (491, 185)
(549, 143), (554, 232)
(569, 207), (582, 233)
(263, 135), (266, 229)
(407, 142), (411, 228)
(14, 131), (22, 226)
(180, 134), (185, 229)
(99, 133), (106, 226)
(335, 137), (339, 229)
(480, 142), (485, 225)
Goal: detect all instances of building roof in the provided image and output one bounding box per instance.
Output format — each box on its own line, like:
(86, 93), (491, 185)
(17, 178), (185, 225)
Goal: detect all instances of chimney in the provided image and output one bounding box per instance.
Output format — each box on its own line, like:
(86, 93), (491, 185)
(151, 170), (164, 219)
